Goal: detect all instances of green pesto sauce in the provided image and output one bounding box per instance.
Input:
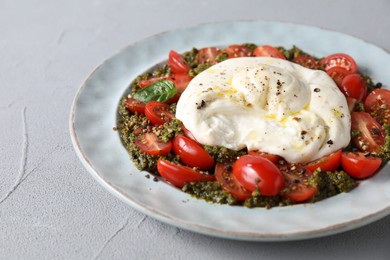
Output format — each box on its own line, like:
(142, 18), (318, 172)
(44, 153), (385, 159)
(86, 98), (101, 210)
(378, 123), (390, 164)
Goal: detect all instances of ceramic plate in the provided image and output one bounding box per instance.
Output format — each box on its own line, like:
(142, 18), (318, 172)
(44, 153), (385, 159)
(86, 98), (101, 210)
(70, 21), (390, 241)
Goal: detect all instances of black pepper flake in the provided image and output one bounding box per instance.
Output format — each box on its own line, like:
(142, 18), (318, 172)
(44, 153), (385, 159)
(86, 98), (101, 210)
(372, 128), (381, 135)
(314, 88), (321, 92)
(196, 100), (206, 109)
(327, 139), (334, 145)
(153, 177), (159, 182)
(301, 130), (307, 135)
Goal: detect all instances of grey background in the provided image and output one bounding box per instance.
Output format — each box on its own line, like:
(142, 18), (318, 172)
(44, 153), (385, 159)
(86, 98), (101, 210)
(1, 0), (390, 259)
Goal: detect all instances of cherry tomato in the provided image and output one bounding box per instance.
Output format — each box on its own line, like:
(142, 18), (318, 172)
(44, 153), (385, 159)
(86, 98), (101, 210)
(341, 152), (382, 179)
(125, 97), (146, 114)
(326, 67), (349, 86)
(346, 97), (358, 113)
(304, 150), (342, 172)
(168, 74), (193, 93)
(157, 159), (215, 188)
(181, 124), (197, 141)
(197, 47), (222, 64)
(135, 133), (172, 156)
(364, 88), (390, 125)
(145, 101), (175, 125)
(351, 112), (385, 153)
(215, 162), (252, 201)
(232, 155), (285, 196)
(172, 135), (215, 170)
(280, 165), (317, 202)
(292, 54), (321, 69)
(168, 50), (190, 74)
(224, 45), (252, 58)
(248, 150), (281, 165)
(320, 53), (358, 74)
(253, 45), (286, 60)
(340, 73), (367, 101)
(138, 77), (164, 88)
(364, 88), (390, 111)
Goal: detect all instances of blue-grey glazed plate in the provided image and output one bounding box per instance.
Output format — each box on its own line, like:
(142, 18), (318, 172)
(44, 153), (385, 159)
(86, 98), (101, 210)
(70, 21), (390, 241)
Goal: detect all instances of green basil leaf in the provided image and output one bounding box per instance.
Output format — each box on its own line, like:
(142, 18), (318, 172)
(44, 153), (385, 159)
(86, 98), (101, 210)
(133, 80), (177, 103)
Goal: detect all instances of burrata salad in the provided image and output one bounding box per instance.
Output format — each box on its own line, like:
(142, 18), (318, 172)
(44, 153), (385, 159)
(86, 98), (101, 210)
(117, 44), (390, 208)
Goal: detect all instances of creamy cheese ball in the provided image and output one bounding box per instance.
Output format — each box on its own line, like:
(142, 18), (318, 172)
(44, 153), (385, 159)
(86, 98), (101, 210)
(175, 57), (351, 163)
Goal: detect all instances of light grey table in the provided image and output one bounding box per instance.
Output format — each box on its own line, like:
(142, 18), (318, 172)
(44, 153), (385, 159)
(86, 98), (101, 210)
(1, 0), (390, 259)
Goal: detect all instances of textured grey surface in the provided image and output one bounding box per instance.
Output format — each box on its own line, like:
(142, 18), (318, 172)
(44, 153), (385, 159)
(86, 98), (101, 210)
(1, 0), (390, 259)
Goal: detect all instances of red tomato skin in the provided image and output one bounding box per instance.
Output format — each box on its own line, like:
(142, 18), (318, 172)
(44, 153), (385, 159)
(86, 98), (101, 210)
(292, 54), (320, 69)
(304, 150), (342, 172)
(364, 88), (390, 125)
(320, 53), (358, 74)
(233, 155), (285, 196)
(197, 47), (221, 64)
(341, 152), (382, 179)
(215, 162), (252, 201)
(347, 97), (358, 113)
(181, 124), (198, 142)
(138, 77), (164, 88)
(134, 133), (172, 156)
(248, 150), (281, 165)
(340, 73), (367, 101)
(364, 88), (390, 112)
(168, 50), (190, 74)
(224, 45), (252, 58)
(157, 160), (215, 188)
(326, 67), (349, 87)
(145, 101), (175, 125)
(253, 45), (286, 60)
(172, 135), (215, 170)
(168, 74), (193, 93)
(125, 98), (146, 114)
(284, 186), (317, 203)
(351, 112), (385, 153)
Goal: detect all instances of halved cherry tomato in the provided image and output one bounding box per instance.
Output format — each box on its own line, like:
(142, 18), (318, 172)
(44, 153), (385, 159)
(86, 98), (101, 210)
(168, 74), (193, 93)
(340, 73), (367, 101)
(341, 152), (382, 179)
(181, 124), (197, 141)
(292, 54), (321, 69)
(145, 101), (175, 125)
(248, 150), (281, 165)
(197, 47), (222, 64)
(346, 97), (358, 113)
(326, 67), (349, 87)
(280, 165), (317, 202)
(168, 50), (190, 74)
(135, 133), (172, 156)
(364, 88), (390, 125)
(233, 155), (285, 196)
(172, 135), (215, 170)
(215, 162), (252, 201)
(320, 53), (357, 74)
(253, 45), (286, 60)
(224, 45), (252, 58)
(351, 112), (385, 153)
(157, 159), (215, 188)
(125, 97), (146, 114)
(138, 77), (165, 88)
(304, 150), (342, 172)
(364, 88), (390, 112)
